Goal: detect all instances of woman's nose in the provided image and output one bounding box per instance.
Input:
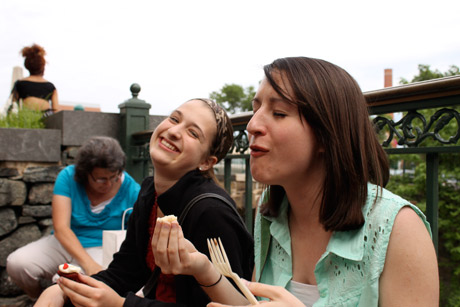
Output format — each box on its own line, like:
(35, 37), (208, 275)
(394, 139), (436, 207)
(247, 110), (266, 137)
(167, 124), (182, 139)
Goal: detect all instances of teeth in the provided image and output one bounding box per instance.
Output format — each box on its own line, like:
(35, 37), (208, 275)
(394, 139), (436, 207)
(161, 139), (178, 152)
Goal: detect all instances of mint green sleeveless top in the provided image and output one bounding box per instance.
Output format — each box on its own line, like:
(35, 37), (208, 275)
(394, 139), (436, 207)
(254, 183), (431, 306)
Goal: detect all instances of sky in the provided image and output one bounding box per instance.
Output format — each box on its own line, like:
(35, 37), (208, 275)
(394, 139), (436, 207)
(1, 0), (460, 116)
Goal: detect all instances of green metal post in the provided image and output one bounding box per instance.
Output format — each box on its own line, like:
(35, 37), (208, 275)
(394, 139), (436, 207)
(118, 83), (151, 184)
(426, 153), (439, 255)
(244, 158), (253, 231)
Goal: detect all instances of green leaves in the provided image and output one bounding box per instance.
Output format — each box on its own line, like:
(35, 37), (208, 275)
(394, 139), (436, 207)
(210, 83), (255, 114)
(399, 64), (460, 84)
(0, 108), (45, 129)
(392, 64), (460, 306)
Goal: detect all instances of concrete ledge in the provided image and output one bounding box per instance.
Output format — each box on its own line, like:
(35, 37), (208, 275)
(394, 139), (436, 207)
(44, 111), (120, 146)
(0, 128), (61, 162)
(44, 111), (165, 146)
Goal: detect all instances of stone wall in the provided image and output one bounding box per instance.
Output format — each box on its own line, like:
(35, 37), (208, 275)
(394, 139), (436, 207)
(0, 107), (165, 305)
(0, 143), (82, 306)
(0, 164), (63, 304)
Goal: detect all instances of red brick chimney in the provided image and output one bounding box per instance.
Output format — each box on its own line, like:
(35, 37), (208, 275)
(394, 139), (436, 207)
(384, 69), (393, 88)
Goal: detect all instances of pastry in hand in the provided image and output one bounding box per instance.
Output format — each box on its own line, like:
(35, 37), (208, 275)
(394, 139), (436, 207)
(157, 215), (177, 223)
(57, 263), (82, 282)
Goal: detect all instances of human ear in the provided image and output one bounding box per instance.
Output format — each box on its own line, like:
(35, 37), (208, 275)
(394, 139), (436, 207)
(198, 156), (218, 172)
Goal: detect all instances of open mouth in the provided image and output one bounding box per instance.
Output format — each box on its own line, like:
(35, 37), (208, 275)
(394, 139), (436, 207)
(250, 145), (268, 153)
(160, 138), (180, 152)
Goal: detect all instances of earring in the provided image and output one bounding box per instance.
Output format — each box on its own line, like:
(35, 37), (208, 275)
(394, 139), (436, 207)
(199, 167), (203, 171)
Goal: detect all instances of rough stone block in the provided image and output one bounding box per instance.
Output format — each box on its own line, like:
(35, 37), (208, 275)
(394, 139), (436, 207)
(28, 183), (54, 205)
(0, 208), (17, 236)
(22, 205), (52, 218)
(38, 218), (53, 227)
(18, 216), (36, 225)
(0, 179), (26, 207)
(23, 166), (63, 183)
(0, 168), (20, 178)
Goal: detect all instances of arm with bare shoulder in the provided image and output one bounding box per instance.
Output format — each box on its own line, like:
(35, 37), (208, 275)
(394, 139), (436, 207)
(379, 206), (439, 306)
(52, 195), (102, 276)
(51, 89), (59, 110)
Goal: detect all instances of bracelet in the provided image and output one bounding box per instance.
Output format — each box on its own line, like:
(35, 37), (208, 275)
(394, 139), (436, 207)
(198, 274), (222, 287)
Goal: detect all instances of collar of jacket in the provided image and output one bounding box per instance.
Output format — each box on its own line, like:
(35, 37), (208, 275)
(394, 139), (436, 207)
(142, 169), (215, 218)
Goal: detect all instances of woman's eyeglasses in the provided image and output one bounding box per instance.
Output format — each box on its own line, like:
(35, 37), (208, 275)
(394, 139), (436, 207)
(89, 172), (120, 184)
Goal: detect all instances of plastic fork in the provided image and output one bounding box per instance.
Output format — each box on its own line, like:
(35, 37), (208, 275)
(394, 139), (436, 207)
(207, 237), (259, 305)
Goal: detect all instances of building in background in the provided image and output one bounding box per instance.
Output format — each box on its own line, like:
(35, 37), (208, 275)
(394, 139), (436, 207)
(54, 102), (100, 112)
(384, 68), (393, 88)
(384, 68), (402, 128)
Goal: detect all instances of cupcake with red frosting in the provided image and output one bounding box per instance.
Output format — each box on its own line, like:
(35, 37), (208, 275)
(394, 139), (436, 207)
(57, 263), (82, 282)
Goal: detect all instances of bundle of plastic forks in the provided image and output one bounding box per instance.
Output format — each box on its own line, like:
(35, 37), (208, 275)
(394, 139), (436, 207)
(207, 237), (259, 305)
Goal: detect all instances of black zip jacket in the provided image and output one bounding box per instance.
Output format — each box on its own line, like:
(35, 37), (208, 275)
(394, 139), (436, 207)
(93, 170), (254, 307)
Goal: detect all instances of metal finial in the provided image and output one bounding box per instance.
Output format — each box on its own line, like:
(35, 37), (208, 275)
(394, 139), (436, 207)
(130, 83), (141, 98)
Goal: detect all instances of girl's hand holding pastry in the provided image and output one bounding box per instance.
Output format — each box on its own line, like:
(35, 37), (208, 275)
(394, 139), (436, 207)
(152, 219), (214, 281)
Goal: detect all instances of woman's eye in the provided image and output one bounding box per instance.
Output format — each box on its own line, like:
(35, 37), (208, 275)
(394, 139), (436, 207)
(189, 130), (199, 138)
(169, 116), (179, 123)
(273, 112), (287, 118)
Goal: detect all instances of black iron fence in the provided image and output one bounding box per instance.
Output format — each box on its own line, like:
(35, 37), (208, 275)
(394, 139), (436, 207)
(126, 76), (460, 252)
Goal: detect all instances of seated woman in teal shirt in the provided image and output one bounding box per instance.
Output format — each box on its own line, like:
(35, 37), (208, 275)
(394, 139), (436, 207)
(7, 136), (140, 298)
(150, 57), (439, 307)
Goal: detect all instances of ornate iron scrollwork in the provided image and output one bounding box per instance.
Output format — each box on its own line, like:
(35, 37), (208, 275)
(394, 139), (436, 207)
(231, 129), (250, 154)
(132, 143), (150, 161)
(373, 108), (460, 147)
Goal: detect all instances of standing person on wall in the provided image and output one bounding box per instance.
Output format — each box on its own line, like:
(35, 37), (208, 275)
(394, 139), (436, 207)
(10, 43), (59, 114)
(34, 99), (254, 307)
(7, 136), (141, 299)
(150, 57), (439, 307)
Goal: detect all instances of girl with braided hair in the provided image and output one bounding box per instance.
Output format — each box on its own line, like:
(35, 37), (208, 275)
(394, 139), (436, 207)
(36, 99), (254, 307)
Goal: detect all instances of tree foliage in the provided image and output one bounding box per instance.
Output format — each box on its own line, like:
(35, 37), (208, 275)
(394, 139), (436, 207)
(400, 64), (460, 84)
(386, 64), (460, 306)
(210, 84), (255, 114)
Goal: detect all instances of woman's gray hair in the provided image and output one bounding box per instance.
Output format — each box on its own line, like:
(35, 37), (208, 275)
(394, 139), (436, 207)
(74, 136), (126, 184)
